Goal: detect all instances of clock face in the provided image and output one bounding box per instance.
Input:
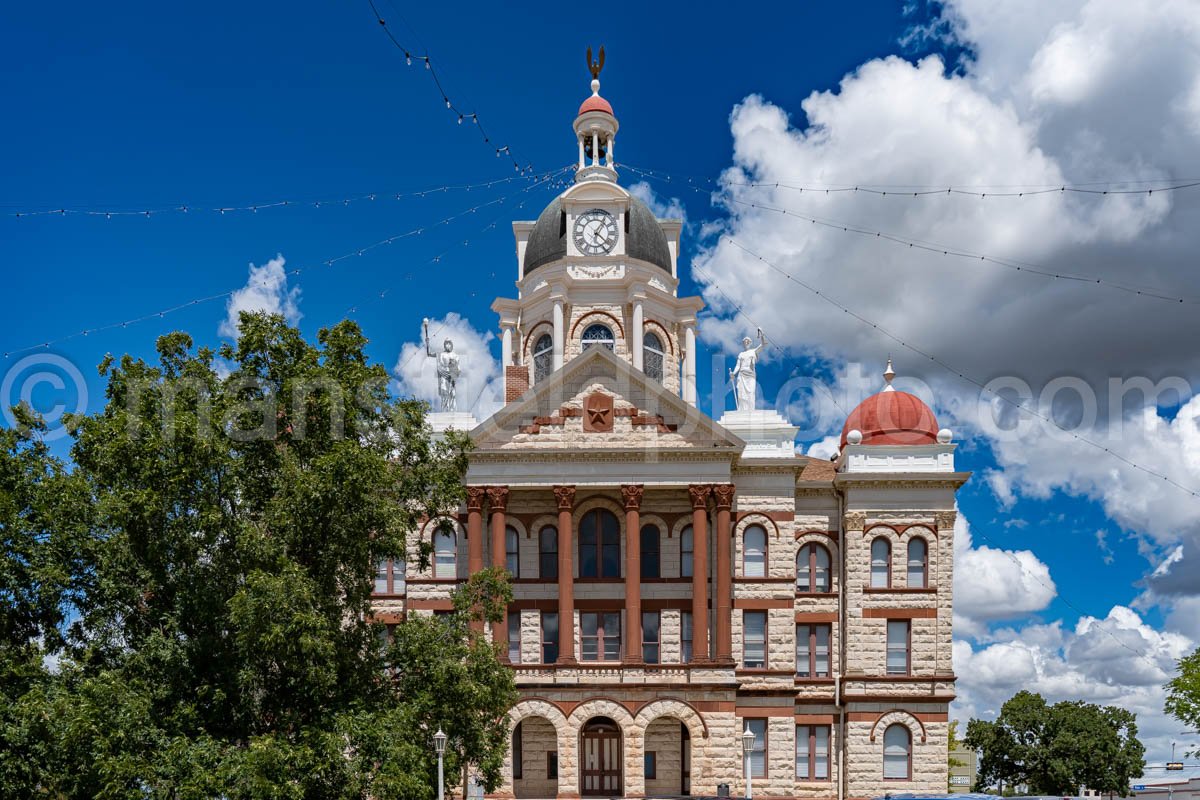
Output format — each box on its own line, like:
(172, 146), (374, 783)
(573, 208), (618, 256)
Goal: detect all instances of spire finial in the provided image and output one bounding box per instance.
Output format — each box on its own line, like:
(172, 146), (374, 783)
(883, 357), (896, 392)
(586, 45), (606, 80)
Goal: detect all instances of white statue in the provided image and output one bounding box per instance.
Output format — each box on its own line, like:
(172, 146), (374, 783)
(729, 329), (767, 411)
(424, 318), (461, 412)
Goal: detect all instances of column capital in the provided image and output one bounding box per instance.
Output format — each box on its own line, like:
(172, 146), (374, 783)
(712, 483), (736, 509)
(553, 485), (576, 511)
(486, 485), (510, 512)
(844, 510), (867, 531)
(621, 484), (644, 511)
(466, 486), (487, 511)
(688, 483), (711, 509)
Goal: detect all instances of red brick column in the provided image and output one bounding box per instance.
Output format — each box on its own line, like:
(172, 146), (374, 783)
(688, 484), (711, 663)
(466, 486), (486, 631)
(553, 485), (577, 664)
(487, 485), (510, 658)
(622, 484), (644, 664)
(713, 483), (736, 664)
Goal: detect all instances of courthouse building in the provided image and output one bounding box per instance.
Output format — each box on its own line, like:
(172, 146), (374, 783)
(373, 63), (966, 800)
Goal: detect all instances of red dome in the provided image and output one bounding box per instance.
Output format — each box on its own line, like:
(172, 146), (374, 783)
(578, 94), (614, 116)
(840, 390), (939, 448)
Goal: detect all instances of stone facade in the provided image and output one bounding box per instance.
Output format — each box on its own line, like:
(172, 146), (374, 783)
(374, 68), (968, 800)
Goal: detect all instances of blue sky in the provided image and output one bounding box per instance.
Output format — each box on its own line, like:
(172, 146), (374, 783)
(4, 0), (1200, 767)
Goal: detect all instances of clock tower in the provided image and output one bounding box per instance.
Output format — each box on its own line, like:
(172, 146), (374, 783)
(494, 53), (701, 404)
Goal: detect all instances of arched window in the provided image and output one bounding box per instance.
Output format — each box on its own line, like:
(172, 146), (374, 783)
(432, 527), (456, 579)
(539, 526), (558, 579)
(680, 524), (694, 578)
(883, 724), (911, 780)
(505, 525), (520, 577)
(643, 331), (665, 382)
(870, 537), (891, 588)
(533, 333), (553, 383)
(906, 537), (928, 588)
(796, 543), (831, 593)
(640, 524), (661, 578)
(581, 323), (615, 351)
(743, 525), (767, 578)
(579, 508), (620, 578)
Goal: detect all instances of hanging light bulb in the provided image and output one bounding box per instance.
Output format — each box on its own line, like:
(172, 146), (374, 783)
(445, 98), (451, 109)
(405, 53), (411, 66)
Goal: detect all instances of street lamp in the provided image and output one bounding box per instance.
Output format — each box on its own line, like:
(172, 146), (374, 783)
(434, 729), (447, 800)
(742, 725), (757, 800)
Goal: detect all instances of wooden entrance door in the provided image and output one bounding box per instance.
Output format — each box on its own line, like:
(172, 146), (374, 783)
(581, 718), (622, 797)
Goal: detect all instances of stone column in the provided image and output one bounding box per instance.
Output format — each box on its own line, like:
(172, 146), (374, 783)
(466, 486), (487, 631)
(622, 484), (644, 664)
(591, 132), (599, 166)
(688, 484), (711, 662)
(683, 324), (697, 405)
(554, 485), (577, 664)
(578, 135), (586, 171)
(631, 300), (644, 371)
(713, 483), (736, 664)
(487, 485), (510, 657)
(552, 298), (565, 372)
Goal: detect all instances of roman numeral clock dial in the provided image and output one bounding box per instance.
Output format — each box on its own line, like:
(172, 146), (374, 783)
(573, 208), (618, 256)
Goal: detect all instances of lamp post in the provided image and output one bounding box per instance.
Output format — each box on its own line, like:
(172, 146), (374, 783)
(742, 725), (757, 800)
(434, 729), (447, 800)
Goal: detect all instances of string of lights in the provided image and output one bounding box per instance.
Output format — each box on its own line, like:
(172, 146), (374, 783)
(627, 166), (1200, 305)
(623, 163), (1200, 196)
(721, 234), (1200, 500)
(1, 165), (573, 361)
(2, 170), (556, 220)
(365, 0), (532, 175)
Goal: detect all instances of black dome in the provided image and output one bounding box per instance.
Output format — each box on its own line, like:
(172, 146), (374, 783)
(523, 195), (674, 275)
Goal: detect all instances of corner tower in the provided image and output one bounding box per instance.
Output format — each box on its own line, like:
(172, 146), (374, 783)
(493, 52), (703, 405)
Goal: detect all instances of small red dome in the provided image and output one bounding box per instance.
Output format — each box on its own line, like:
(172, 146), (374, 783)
(578, 94), (614, 116)
(840, 390), (939, 448)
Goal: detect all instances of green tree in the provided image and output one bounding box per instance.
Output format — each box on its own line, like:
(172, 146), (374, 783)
(1, 313), (516, 799)
(965, 689), (1145, 796)
(1166, 647), (1200, 757)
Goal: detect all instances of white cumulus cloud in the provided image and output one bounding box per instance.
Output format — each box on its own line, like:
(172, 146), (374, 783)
(219, 254), (301, 338)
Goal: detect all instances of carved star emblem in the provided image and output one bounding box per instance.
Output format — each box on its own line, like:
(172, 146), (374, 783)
(586, 403), (611, 427)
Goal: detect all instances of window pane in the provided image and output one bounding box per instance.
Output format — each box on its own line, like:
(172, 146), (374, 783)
(579, 542), (597, 578)
(641, 526), (660, 579)
(796, 545), (811, 592)
(539, 527), (557, 580)
(541, 613), (558, 663)
(814, 545), (830, 592)
(582, 324), (615, 351)
(681, 612), (693, 663)
(508, 614), (521, 662)
(748, 719), (767, 779)
(815, 625), (830, 677)
(603, 612), (621, 660)
(533, 334), (553, 383)
(744, 525), (766, 578)
(643, 611), (660, 664)
(681, 526), (694, 578)
(883, 725), (910, 779)
(434, 530), (456, 579)
(375, 560), (388, 594)
(744, 611), (766, 668)
(796, 624), (811, 676)
(887, 620), (908, 675)
(871, 537), (890, 588)
(907, 538), (927, 588)
(506, 526), (520, 577)
(814, 727), (830, 779)
(796, 725), (810, 778)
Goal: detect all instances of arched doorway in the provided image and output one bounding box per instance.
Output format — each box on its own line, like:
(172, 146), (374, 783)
(512, 716), (559, 799)
(580, 716), (622, 796)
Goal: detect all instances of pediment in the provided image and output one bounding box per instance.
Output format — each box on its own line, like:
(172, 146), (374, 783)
(471, 346), (744, 454)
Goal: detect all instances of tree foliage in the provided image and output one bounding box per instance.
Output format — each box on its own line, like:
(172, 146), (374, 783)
(1166, 647), (1200, 757)
(964, 690), (1145, 796)
(0, 313), (516, 799)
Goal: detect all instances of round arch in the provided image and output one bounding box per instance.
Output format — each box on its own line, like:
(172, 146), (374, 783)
(868, 709), (927, 743)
